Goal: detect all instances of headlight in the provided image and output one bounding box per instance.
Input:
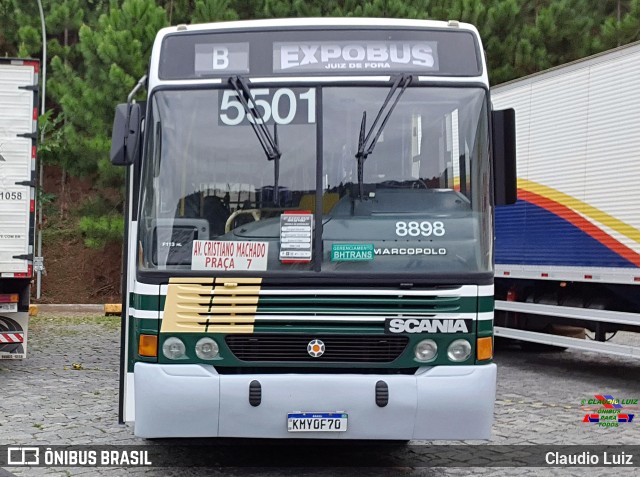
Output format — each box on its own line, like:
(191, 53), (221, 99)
(414, 339), (437, 362)
(195, 337), (220, 360)
(447, 339), (471, 362)
(162, 337), (186, 360)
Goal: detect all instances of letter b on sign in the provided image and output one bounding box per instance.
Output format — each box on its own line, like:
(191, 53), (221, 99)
(213, 47), (229, 69)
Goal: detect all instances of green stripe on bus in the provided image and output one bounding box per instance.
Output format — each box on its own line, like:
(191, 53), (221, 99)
(129, 293), (164, 311)
(478, 295), (494, 313)
(129, 292), (493, 313)
(477, 319), (493, 335)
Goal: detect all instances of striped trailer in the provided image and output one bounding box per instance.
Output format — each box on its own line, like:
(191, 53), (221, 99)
(0, 58), (39, 359)
(492, 42), (640, 358)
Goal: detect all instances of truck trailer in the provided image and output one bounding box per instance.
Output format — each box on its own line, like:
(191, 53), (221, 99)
(492, 42), (640, 358)
(0, 58), (39, 359)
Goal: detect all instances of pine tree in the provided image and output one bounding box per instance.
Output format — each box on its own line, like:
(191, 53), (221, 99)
(193, 0), (239, 22)
(0, 0), (20, 56)
(50, 0), (167, 247)
(599, 0), (640, 49)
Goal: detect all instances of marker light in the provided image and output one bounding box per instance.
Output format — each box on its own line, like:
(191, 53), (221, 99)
(0, 294), (19, 303)
(447, 339), (472, 362)
(476, 337), (493, 361)
(414, 339), (438, 362)
(162, 337), (186, 360)
(195, 337), (220, 360)
(138, 334), (158, 357)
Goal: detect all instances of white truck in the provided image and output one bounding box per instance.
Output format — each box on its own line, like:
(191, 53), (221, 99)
(0, 58), (39, 359)
(492, 42), (640, 358)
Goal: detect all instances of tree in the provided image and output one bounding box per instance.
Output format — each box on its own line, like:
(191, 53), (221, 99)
(599, 0), (640, 49)
(527, 0), (597, 70)
(193, 0), (239, 22)
(50, 0), (167, 247)
(484, 0), (531, 83)
(0, 0), (20, 56)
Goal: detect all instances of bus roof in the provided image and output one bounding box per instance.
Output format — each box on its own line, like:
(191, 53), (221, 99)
(155, 18), (481, 39)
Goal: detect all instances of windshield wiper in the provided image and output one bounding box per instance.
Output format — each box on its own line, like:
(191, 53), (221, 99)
(228, 75), (282, 204)
(355, 74), (413, 199)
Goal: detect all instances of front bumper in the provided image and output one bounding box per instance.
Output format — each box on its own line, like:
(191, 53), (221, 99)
(134, 362), (496, 439)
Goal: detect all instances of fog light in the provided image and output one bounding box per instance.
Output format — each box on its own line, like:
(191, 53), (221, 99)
(162, 337), (186, 360)
(195, 337), (219, 360)
(414, 339), (437, 362)
(447, 339), (471, 362)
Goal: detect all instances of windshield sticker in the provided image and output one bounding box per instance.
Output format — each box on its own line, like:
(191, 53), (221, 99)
(192, 240), (268, 271)
(280, 212), (313, 263)
(331, 244), (374, 262)
(273, 41), (438, 73)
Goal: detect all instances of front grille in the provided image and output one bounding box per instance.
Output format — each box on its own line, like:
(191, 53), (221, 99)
(225, 334), (409, 362)
(162, 278), (470, 334)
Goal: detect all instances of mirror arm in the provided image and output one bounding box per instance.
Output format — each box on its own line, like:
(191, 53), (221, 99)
(127, 75), (147, 106)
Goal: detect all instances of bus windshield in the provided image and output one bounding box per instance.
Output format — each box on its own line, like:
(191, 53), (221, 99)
(137, 84), (491, 275)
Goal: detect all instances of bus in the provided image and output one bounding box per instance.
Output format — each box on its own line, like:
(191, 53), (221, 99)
(110, 18), (516, 440)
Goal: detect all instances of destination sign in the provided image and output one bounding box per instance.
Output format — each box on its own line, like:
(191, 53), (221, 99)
(159, 28), (480, 79)
(273, 41), (439, 73)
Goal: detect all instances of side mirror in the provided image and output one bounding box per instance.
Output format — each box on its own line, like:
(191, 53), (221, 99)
(491, 108), (517, 205)
(110, 102), (144, 166)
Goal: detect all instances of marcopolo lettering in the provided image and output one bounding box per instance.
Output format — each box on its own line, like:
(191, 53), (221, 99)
(275, 41), (438, 72)
(374, 247), (447, 256)
(385, 318), (470, 334)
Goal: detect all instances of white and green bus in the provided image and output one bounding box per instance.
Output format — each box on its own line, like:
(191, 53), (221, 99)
(111, 18), (516, 440)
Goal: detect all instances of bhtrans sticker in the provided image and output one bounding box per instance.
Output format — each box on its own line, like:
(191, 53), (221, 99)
(191, 240), (268, 271)
(385, 318), (472, 334)
(331, 243), (374, 262)
(280, 212), (313, 263)
(273, 41), (439, 73)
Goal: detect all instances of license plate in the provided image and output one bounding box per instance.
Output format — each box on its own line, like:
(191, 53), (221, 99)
(0, 303), (17, 313)
(287, 412), (348, 432)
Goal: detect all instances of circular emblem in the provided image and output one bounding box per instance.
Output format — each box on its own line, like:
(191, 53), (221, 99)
(307, 339), (325, 358)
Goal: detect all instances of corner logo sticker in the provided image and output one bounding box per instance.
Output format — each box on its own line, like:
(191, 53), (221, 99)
(581, 394), (638, 427)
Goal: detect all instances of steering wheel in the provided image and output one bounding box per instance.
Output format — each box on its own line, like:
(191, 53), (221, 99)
(411, 179), (429, 189)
